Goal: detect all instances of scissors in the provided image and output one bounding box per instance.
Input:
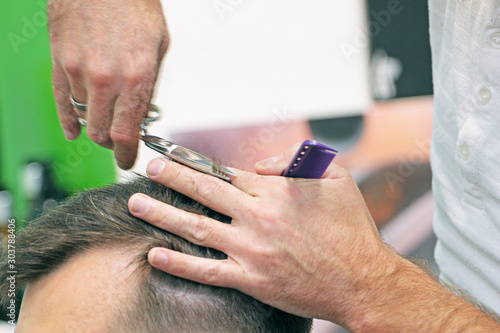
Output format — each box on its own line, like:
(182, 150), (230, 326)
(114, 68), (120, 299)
(71, 97), (237, 181)
(141, 134), (237, 181)
(71, 98), (337, 181)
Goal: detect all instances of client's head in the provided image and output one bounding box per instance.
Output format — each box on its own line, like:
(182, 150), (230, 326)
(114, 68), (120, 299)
(0, 176), (312, 333)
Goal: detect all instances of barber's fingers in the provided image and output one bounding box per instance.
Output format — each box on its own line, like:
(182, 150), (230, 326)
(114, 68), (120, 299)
(110, 114), (142, 170)
(148, 248), (244, 289)
(110, 69), (156, 169)
(85, 69), (117, 150)
(64, 63), (90, 141)
(62, 46), (87, 112)
(146, 159), (256, 217)
(254, 143), (302, 176)
(129, 194), (235, 253)
(52, 63), (81, 140)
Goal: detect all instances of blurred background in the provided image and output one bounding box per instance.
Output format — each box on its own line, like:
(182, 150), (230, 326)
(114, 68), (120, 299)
(0, 1), (434, 332)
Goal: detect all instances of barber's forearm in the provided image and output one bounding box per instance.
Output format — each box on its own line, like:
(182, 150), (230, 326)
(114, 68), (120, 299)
(342, 251), (500, 332)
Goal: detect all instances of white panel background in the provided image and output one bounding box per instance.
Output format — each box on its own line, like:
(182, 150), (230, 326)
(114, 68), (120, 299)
(154, 0), (371, 132)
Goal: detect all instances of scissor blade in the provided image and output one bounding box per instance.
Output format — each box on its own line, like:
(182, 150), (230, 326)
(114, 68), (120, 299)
(141, 135), (176, 154)
(141, 135), (237, 180)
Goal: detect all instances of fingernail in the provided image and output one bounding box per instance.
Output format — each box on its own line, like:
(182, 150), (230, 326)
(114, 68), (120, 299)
(64, 129), (77, 141)
(255, 156), (280, 168)
(130, 195), (150, 214)
(150, 249), (168, 266)
(147, 159), (166, 176)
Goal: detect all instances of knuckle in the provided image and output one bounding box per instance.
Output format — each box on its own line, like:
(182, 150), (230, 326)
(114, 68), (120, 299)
(62, 53), (82, 78)
(124, 71), (142, 87)
(123, 64), (145, 86)
(123, 57), (155, 87)
(109, 127), (137, 147)
(189, 217), (210, 245)
(171, 258), (188, 276)
(259, 204), (282, 224)
(87, 62), (113, 87)
(254, 195), (284, 219)
(255, 244), (277, 262)
(195, 180), (223, 200)
(201, 264), (220, 284)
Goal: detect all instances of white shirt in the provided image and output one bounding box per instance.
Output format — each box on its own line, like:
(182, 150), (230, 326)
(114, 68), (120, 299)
(429, 0), (500, 315)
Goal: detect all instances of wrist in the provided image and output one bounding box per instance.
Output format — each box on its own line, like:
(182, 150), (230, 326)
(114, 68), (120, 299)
(340, 246), (407, 332)
(343, 249), (500, 332)
(314, 242), (404, 329)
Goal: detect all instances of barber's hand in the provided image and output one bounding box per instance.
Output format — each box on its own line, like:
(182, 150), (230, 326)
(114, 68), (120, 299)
(128, 145), (403, 328)
(48, 0), (169, 169)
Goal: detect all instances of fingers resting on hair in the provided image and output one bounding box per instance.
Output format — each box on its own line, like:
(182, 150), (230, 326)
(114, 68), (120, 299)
(129, 193), (234, 252)
(145, 158), (259, 217)
(148, 248), (244, 289)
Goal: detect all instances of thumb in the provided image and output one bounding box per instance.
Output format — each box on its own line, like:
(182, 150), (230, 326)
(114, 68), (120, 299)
(255, 143), (302, 176)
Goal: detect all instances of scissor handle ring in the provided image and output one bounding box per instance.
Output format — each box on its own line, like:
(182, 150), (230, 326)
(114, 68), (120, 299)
(71, 93), (161, 129)
(143, 105), (161, 125)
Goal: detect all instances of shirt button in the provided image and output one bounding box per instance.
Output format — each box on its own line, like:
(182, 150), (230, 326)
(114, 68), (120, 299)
(477, 87), (492, 105)
(491, 32), (500, 48)
(460, 143), (470, 161)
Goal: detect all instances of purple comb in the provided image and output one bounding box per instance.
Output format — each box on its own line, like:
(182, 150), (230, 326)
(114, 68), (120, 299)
(282, 140), (338, 179)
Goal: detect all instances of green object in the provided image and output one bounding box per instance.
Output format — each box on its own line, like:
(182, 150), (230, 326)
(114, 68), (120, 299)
(0, 0), (116, 224)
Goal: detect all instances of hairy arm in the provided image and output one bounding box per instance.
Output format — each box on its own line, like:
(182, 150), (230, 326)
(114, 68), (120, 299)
(128, 147), (500, 332)
(338, 252), (500, 332)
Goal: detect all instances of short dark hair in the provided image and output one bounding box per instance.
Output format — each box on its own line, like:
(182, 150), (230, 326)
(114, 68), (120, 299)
(0, 176), (312, 333)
